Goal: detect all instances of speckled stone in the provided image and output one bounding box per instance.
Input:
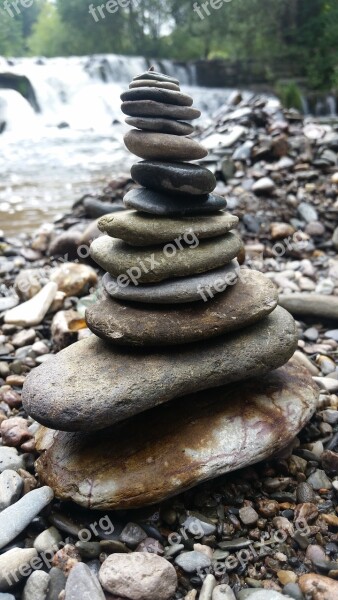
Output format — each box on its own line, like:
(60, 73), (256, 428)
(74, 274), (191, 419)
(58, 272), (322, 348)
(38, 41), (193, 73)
(102, 261), (240, 304)
(86, 270), (278, 347)
(124, 189), (226, 216)
(23, 306), (297, 432)
(131, 161), (216, 195)
(121, 87), (193, 106)
(125, 117), (193, 136)
(90, 232), (242, 283)
(124, 131), (207, 161)
(98, 210), (238, 246)
(121, 101), (201, 121)
(34, 358), (317, 509)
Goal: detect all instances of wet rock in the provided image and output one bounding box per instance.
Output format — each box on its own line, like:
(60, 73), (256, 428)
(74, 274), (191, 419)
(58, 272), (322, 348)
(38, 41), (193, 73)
(124, 188), (227, 216)
(120, 523), (147, 548)
(131, 161), (216, 195)
(5, 283), (57, 327)
(306, 469), (332, 490)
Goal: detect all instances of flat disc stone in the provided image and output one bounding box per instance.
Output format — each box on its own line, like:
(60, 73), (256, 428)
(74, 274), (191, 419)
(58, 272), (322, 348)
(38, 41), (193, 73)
(90, 232), (243, 283)
(131, 161), (216, 195)
(129, 80), (180, 91)
(121, 101), (201, 121)
(121, 87), (193, 106)
(33, 357), (317, 509)
(124, 130), (207, 162)
(23, 306), (298, 432)
(98, 210), (238, 246)
(133, 71), (179, 85)
(125, 117), (194, 136)
(86, 269), (278, 346)
(124, 188), (226, 216)
(102, 260), (240, 304)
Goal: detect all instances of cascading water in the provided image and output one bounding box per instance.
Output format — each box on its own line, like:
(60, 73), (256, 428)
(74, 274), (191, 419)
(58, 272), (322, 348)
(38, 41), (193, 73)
(0, 55), (231, 233)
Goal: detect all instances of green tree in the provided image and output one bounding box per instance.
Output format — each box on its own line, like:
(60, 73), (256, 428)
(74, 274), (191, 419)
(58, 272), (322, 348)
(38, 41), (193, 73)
(0, 10), (24, 55)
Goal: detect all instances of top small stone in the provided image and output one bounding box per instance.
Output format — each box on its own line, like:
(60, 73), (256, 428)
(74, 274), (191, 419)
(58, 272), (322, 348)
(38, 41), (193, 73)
(133, 70), (179, 85)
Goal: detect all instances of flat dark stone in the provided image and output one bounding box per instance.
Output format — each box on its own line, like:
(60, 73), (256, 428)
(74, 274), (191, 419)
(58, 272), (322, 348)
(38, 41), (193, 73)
(129, 80), (180, 92)
(121, 87), (193, 107)
(131, 161), (216, 196)
(133, 71), (179, 85)
(123, 188), (226, 216)
(121, 101), (201, 121)
(125, 117), (194, 136)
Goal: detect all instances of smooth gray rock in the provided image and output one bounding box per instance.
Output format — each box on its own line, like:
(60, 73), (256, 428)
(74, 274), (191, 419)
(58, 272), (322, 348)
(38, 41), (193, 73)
(23, 570), (50, 600)
(103, 261), (240, 304)
(90, 232), (241, 284)
(46, 568), (66, 600)
(0, 594), (16, 600)
(34, 527), (63, 554)
(34, 358), (317, 509)
(124, 188), (227, 216)
(133, 70), (179, 84)
(124, 130), (207, 161)
(24, 306), (298, 433)
(212, 585), (236, 600)
(0, 548), (38, 591)
(0, 448), (25, 473)
(131, 160), (216, 195)
(87, 270), (278, 347)
(238, 591), (288, 599)
(175, 551), (211, 573)
(121, 87), (193, 106)
(125, 116), (194, 136)
(129, 79), (180, 91)
(200, 575), (216, 600)
(0, 486), (54, 550)
(279, 293), (338, 320)
(98, 210), (238, 246)
(0, 470), (23, 511)
(65, 563), (105, 600)
(122, 100), (201, 120)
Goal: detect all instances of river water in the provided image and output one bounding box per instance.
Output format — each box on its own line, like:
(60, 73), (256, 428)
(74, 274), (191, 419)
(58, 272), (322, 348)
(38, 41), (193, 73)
(0, 55), (232, 235)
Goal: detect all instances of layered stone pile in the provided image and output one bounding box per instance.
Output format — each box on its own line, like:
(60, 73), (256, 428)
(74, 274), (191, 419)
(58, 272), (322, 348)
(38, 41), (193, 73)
(22, 69), (319, 510)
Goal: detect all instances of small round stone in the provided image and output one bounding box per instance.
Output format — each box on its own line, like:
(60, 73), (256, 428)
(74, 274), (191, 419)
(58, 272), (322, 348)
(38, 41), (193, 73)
(131, 161), (216, 195)
(129, 79), (180, 91)
(124, 189), (226, 216)
(98, 210), (238, 246)
(124, 130), (207, 161)
(121, 87), (193, 106)
(121, 100), (201, 121)
(133, 70), (179, 84)
(125, 117), (194, 136)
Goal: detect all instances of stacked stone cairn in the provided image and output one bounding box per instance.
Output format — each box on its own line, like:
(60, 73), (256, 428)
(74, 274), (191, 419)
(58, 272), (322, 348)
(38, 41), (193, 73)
(23, 69), (319, 511)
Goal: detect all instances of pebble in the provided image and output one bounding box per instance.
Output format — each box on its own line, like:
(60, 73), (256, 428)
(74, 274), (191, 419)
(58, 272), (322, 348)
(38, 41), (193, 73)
(5, 282), (57, 327)
(0, 470), (23, 511)
(298, 202), (318, 223)
(125, 116), (194, 136)
(11, 329), (36, 348)
(64, 563), (105, 600)
(296, 482), (316, 503)
(34, 526), (63, 553)
(22, 571), (50, 600)
(282, 583), (304, 600)
(238, 592), (286, 599)
(121, 86), (192, 106)
(121, 100), (201, 121)
(239, 506), (259, 525)
(124, 188), (227, 216)
(99, 553), (177, 600)
(199, 574), (216, 600)
(0, 486), (54, 550)
(124, 130), (207, 161)
(212, 586), (236, 600)
(299, 573), (338, 599)
(50, 263), (98, 297)
(279, 293), (338, 320)
(120, 523), (147, 548)
(0, 447), (25, 473)
(252, 177), (275, 194)
(133, 70), (179, 84)
(175, 551), (211, 573)
(0, 548), (38, 591)
(46, 567), (66, 600)
(129, 78), (180, 91)
(131, 161), (216, 195)
(306, 469), (332, 490)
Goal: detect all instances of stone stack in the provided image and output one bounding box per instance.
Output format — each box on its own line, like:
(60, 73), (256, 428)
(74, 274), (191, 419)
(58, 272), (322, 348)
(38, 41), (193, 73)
(22, 69), (319, 510)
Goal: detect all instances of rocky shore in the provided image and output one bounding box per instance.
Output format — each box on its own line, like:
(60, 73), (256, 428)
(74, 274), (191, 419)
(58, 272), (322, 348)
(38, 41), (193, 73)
(0, 88), (338, 600)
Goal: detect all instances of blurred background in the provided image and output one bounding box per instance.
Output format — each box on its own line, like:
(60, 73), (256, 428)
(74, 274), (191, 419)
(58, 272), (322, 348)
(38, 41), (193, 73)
(0, 0), (337, 233)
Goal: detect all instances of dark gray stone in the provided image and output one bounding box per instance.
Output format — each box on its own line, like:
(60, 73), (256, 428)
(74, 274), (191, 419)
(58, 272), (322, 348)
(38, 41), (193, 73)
(65, 563), (105, 600)
(131, 161), (216, 195)
(125, 117), (194, 136)
(121, 87), (193, 106)
(121, 100), (201, 120)
(46, 568), (66, 600)
(124, 188), (226, 216)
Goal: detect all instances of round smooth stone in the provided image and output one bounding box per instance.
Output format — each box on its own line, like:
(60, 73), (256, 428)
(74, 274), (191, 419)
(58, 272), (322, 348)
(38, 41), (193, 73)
(131, 161), (216, 195)
(123, 188), (226, 216)
(129, 80), (180, 91)
(121, 87), (193, 107)
(33, 355), (317, 508)
(133, 71), (179, 85)
(90, 232), (243, 283)
(125, 117), (194, 136)
(86, 269), (278, 347)
(121, 101), (201, 121)
(124, 131), (207, 161)
(102, 260), (240, 304)
(98, 210), (238, 246)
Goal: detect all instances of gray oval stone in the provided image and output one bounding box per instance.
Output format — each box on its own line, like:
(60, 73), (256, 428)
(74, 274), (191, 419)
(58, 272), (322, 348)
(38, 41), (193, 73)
(90, 232), (242, 283)
(102, 261), (240, 304)
(125, 117), (194, 136)
(98, 210), (238, 246)
(131, 161), (216, 195)
(129, 80), (180, 91)
(121, 100), (201, 121)
(121, 87), (193, 106)
(23, 306), (297, 432)
(65, 563), (105, 600)
(124, 130), (207, 161)
(23, 571), (50, 600)
(133, 70), (179, 84)
(0, 470), (23, 511)
(0, 548), (38, 591)
(87, 270), (278, 347)
(34, 357), (317, 509)
(124, 189), (226, 216)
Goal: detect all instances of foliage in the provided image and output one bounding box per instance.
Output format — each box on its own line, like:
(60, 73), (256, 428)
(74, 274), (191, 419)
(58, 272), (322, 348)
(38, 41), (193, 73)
(275, 81), (304, 112)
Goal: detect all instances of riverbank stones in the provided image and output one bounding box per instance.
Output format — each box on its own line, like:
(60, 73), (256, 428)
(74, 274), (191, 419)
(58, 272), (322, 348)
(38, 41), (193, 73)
(125, 117), (194, 136)
(131, 161), (216, 195)
(86, 270), (278, 346)
(90, 232), (243, 283)
(98, 210), (238, 246)
(123, 189), (227, 216)
(124, 130), (207, 161)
